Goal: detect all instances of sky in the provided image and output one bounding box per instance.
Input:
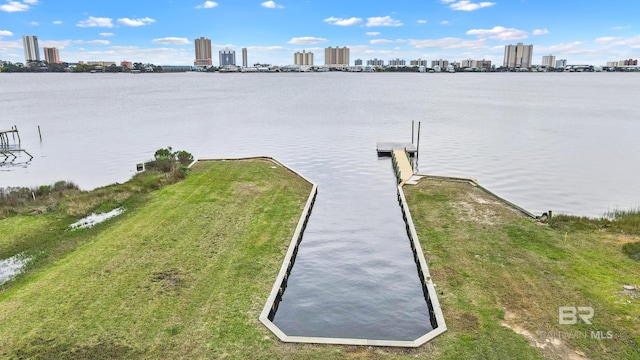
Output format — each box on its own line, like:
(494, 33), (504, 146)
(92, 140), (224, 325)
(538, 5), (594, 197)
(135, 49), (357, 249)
(1, 0), (639, 66)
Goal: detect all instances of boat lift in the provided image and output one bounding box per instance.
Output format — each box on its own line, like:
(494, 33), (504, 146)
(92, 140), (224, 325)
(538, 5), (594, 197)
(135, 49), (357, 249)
(0, 126), (33, 164)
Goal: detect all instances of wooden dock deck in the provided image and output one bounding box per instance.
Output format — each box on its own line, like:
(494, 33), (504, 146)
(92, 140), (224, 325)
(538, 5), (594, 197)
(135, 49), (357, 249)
(391, 149), (414, 184)
(376, 142), (416, 156)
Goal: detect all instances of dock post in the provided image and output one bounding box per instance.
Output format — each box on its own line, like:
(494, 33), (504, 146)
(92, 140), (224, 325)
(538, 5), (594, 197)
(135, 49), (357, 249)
(15, 125), (21, 145)
(38, 125), (42, 141)
(416, 121), (421, 164)
(548, 210), (552, 219)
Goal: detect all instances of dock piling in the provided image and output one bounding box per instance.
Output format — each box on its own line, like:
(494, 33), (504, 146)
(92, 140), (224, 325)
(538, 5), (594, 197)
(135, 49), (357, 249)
(38, 125), (42, 141)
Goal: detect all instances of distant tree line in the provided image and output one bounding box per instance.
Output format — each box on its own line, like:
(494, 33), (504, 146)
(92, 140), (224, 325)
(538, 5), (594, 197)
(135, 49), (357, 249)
(0, 61), (164, 73)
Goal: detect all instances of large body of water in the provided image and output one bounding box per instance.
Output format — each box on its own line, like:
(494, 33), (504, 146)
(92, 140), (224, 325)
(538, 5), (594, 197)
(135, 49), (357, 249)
(2, 72), (639, 339)
(2, 73), (639, 216)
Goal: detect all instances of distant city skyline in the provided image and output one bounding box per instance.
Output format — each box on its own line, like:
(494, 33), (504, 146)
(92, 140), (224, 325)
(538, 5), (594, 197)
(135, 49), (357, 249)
(1, 1), (639, 66)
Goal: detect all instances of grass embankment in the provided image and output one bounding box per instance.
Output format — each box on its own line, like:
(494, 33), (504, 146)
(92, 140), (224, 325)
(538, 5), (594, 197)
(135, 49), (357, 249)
(404, 179), (640, 360)
(2, 160), (638, 359)
(0, 159), (339, 359)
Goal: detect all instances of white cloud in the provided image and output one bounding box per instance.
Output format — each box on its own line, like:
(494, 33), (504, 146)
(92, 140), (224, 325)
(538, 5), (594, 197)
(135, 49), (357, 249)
(77, 17), (114, 28)
(23, 0), (38, 3)
(409, 37), (486, 49)
(84, 40), (110, 45)
(466, 26), (528, 41)
(29, 21), (38, 26)
(53, 20), (62, 25)
(152, 37), (190, 45)
(440, 20), (450, 25)
(287, 36), (327, 44)
(0, 1), (29, 12)
(370, 39), (395, 45)
(261, 1), (284, 9)
(324, 17), (362, 26)
(366, 16), (403, 27)
(417, 20), (427, 24)
(595, 37), (619, 44)
(39, 39), (71, 48)
(595, 35), (640, 47)
(365, 32), (380, 36)
(99, 32), (114, 37)
(196, 1), (218, 9)
(117, 17), (155, 27)
(0, 30), (14, 37)
(444, 1), (495, 11)
(532, 29), (549, 36)
(247, 46), (287, 51)
(611, 25), (631, 31)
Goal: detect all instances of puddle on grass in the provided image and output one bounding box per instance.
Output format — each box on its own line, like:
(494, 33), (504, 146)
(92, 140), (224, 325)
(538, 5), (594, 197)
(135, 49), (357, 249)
(0, 253), (33, 285)
(69, 207), (125, 230)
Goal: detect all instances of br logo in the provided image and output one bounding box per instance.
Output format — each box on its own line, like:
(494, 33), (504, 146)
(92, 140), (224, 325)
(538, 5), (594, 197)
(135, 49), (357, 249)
(559, 306), (593, 325)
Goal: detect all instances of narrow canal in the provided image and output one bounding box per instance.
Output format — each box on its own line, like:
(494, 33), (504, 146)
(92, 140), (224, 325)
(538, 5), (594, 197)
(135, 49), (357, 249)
(271, 155), (433, 341)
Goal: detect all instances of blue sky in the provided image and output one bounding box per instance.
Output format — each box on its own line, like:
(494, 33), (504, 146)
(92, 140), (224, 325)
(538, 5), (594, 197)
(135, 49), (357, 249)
(1, 0), (639, 66)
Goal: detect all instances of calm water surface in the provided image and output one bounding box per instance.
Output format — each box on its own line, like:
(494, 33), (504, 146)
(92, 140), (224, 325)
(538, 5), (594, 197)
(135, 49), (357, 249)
(2, 72), (639, 338)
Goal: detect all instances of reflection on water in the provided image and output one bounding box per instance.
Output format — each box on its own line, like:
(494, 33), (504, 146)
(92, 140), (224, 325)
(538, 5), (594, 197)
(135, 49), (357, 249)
(69, 207), (125, 230)
(0, 253), (32, 285)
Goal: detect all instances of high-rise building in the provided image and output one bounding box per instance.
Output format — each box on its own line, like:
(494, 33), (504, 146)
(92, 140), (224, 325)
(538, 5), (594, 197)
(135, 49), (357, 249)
(556, 59), (567, 68)
(503, 42), (533, 68)
(294, 50), (313, 65)
(194, 37), (212, 67)
(410, 59), (428, 67)
(354, 59), (363, 66)
(242, 48), (248, 67)
(43, 47), (60, 64)
(22, 35), (40, 63)
(324, 46), (349, 65)
(542, 55), (556, 68)
(219, 48), (236, 66)
(431, 59), (449, 68)
(388, 58), (406, 66)
(476, 59), (492, 69)
(367, 58), (384, 66)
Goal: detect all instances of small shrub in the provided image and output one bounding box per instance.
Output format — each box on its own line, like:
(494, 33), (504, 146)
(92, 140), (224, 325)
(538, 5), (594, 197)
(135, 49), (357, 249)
(145, 147), (193, 182)
(175, 151), (194, 166)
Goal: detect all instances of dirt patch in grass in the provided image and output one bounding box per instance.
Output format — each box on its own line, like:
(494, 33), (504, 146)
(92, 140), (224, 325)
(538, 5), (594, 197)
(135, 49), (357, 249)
(151, 269), (186, 293)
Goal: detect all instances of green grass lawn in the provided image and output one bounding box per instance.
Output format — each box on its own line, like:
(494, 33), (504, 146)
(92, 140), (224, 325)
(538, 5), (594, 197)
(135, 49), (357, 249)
(403, 179), (640, 360)
(0, 159), (341, 359)
(2, 161), (638, 359)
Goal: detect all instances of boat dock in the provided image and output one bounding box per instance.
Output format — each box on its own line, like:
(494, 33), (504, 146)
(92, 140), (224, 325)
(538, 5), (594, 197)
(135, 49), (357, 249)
(376, 142), (416, 156)
(391, 150), (415, 184)
(1, 127), (33, 163)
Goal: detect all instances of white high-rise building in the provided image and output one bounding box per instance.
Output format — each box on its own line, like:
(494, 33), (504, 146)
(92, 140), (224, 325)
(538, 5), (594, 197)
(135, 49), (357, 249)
(542, 55), (556, 68)
(22, 35), (40, 63)
(503, 43), (533, 68)
(242, 48), (248, 67)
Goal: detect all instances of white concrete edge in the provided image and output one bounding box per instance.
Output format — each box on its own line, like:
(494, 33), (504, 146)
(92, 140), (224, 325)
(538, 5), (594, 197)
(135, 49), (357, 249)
(259, 183), (317, 322)
(252, 158), (319, 338)
(397, 183), (448, 344)
(282, 336), (419, 347)
(189, 156), (319, 341)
